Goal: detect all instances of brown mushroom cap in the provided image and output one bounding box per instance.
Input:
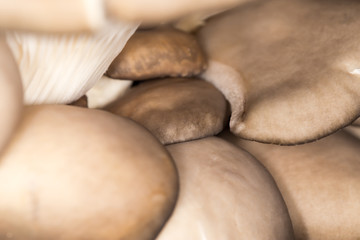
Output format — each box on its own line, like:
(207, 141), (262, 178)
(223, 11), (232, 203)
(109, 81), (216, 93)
(107, 28), (207, 80)
(0, 35), (23, 154)
(0, 105), (178, 240)
(105, 78), (229, 144)
(157, 137), (294, 240)
(223, 130), (360, 240)
(199, 0), (360, 144)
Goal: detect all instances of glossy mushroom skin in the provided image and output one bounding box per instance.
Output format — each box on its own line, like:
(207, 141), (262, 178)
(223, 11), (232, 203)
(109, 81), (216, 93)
(199, 0), (360, 144)
(157, 137), (294, 240)
(223, 131), (360, 240)
(0, 105), (178, 240)
(105, 78), (229, 144)
(0, 34), (23, 154)
(107, 28), (207, 81)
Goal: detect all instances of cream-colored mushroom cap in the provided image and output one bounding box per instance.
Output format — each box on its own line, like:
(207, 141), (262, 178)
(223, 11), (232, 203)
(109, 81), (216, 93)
(223, 131), (360, 240)
(0, 0), (105, 32)
(0, 105), (178, 240)
(105, 78), (229, 144)
(105, 0), (251, 24)
(157, 137), (294, 240)
(0, 35), (23, 154)
(199, 0), (360, 144)
(107, 28), (206, 81)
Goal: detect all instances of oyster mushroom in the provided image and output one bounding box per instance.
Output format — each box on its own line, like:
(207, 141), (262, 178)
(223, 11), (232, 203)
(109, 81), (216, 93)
(0, 0), (105, 32)
(6, 20), (138, 104)
(105, 78), (229, 144)
(0, 35), (22, 154)
(199, 0), (360, 144)
(107, 28), (206, 80)
(0, 105), (178, 240)
(157, 137), (294, 240)
(223, 130), (360, 240)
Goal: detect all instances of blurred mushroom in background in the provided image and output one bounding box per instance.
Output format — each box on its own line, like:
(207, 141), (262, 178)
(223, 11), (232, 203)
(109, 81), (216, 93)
(199, 0), (360, 145)
(157, 137), (294, 240)
(105, 78), (229, 144)
(0, 34), (23, 155)
(0, 105), (178, 240)
(223, 130), (360, 240)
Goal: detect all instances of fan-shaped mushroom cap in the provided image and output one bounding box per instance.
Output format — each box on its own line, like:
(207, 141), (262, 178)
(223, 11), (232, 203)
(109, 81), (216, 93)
(0, 105), (178, 240)
(199, 0), (360, 144)
(6, 21), (138, 104)
(157, 137), (294, 240)
(0, 35), (23, 154)
(105, 78), (229, 144)
(223, 130), (360, 240)
(105, 0), (251, 24)
(107, 28), (206, 81)
(0, 0), (105, 32)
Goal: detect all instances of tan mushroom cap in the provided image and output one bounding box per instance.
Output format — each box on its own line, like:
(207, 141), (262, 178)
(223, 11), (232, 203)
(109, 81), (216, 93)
(105, 78), (229, 144)
(107, 28), (207, 81)
(157, 137), (294, 240)
(0, 105), (178, 240)
(0, 35), (23, 154)
(105, 0), (251, 24)
(0, 0), (105, 32)
(223, 130), (360, 240)
(199, 0), (360, 144)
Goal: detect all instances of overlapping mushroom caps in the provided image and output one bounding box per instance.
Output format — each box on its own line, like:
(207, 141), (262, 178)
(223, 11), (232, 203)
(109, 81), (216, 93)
(107, 28), (207, 80)
(6, 21), (138, 104)
(105, 78), (229, 144)
(157, 137), (294, 240)
(199, 0), (360, 144)
(223, 131), (360, 240)
(0, 35), (23, 154)
(0, 105), (178, 240)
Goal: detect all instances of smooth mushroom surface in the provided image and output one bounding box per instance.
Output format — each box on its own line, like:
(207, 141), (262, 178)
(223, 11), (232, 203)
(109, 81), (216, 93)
(105, 0), (251, 24)
(0, 35), (23, 154)
(0, 0), (105, 33)
(6, 21), (138, 104)
(157, 137), (294, 240)
(0, 105), (178, 240)
(223, 130), (360, 240)
(105, 78), (229, 144)
(107, 28), (206, 81)
(86, 75), (132, 108)
(199, 0), (360, 144)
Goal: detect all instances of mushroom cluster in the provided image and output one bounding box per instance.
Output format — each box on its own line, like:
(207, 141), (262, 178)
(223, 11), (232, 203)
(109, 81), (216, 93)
(1, 0), (360, 239)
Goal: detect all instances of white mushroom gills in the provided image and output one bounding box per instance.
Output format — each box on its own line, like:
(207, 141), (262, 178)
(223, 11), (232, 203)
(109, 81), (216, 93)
(6, 21), (138, 104)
